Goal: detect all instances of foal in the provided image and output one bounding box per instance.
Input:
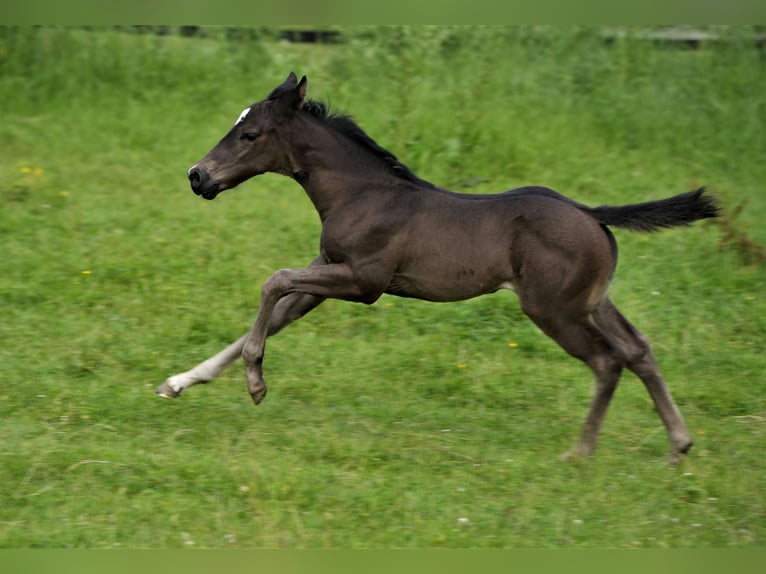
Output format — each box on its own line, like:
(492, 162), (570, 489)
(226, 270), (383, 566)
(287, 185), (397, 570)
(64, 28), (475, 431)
(157, 73), (719, 463)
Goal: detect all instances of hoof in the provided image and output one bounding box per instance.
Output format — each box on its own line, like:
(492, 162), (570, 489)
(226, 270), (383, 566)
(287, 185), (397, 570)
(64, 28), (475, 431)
(668, 438), (693, 465)
(249, 387), (267, 405)
(560, 450), (576, 462)
(156, 380), (181, 399)
(561, 442), (592, 462)
(668, 452), (686, 465)
(668, 446), (692, 465)
(560, 450), (587, 463)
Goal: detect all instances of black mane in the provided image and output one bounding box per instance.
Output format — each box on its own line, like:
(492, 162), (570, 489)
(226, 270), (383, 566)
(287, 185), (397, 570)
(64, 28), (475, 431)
(300, 99), (436, 189)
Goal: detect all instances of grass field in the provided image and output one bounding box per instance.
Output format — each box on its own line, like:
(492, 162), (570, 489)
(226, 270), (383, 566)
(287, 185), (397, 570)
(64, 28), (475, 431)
(1, 26), (765, 548)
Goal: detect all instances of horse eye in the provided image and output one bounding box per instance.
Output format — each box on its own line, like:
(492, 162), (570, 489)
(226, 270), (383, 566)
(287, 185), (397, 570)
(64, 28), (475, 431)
(242, 132), (259, 142)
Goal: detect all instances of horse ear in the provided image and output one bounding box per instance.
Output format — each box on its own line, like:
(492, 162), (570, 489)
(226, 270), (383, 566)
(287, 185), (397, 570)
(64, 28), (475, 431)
(296, 75), (307, 109)
(272, 73), (307, 118)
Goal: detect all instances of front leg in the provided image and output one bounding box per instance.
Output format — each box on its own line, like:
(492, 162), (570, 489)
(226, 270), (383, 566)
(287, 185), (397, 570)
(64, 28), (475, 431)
(241, 262), (383, 404)
(157, 333), (248, 398)
(158, 257), (326, 400)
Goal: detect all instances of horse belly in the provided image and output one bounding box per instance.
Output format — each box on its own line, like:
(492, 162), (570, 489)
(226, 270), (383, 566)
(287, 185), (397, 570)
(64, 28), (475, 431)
(387, 251), (513, 302)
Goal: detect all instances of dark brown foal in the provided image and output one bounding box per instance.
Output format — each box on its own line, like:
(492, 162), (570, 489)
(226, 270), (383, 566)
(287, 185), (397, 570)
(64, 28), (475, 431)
(158, 73), (718, 463)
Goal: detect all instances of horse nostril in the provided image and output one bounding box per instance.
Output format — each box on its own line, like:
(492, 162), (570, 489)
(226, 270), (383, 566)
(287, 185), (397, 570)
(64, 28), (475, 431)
(188, 167), (203, 192)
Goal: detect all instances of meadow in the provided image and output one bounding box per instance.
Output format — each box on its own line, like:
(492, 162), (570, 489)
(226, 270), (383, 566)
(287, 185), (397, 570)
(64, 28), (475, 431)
(0, 26), (764, 548)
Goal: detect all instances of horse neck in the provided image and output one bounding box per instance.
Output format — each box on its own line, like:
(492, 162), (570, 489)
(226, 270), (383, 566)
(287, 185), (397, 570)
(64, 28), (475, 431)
(287, 117), (397, 219)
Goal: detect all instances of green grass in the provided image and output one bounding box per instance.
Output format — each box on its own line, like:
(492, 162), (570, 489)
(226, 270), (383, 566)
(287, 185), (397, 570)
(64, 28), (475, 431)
(1, 26), (765, 548)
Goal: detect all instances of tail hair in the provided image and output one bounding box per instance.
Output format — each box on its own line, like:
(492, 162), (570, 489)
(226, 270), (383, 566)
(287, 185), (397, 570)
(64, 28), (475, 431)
(587, 187), (720, 232)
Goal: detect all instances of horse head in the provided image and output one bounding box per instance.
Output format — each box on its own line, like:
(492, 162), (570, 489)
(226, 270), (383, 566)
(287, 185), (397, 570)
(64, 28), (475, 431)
(187, 72), (307, 200)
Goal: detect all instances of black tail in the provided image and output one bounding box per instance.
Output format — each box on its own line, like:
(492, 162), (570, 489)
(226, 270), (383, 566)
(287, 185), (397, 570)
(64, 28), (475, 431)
(587, 187), (720, 232)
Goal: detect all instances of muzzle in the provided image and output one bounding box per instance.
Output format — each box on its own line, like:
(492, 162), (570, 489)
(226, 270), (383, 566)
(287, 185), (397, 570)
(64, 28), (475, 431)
(187, 166), (220, 200)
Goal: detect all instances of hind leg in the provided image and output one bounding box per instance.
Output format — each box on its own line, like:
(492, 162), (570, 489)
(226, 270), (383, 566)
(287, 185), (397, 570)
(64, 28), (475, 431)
(565, 355), (623, 460)
(521, 302), (626, 460)
(594, 300), (692, 463)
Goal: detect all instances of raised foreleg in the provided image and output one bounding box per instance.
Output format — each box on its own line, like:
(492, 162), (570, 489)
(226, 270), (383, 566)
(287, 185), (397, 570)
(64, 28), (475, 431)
(242, 261), (384, 404)
(157, 291), (325, 398)
(156, 333), (248, 398)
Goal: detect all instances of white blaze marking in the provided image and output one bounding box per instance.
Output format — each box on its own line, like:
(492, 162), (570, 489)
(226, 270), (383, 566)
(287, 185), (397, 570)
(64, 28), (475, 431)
(235, 107), (251, 126)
